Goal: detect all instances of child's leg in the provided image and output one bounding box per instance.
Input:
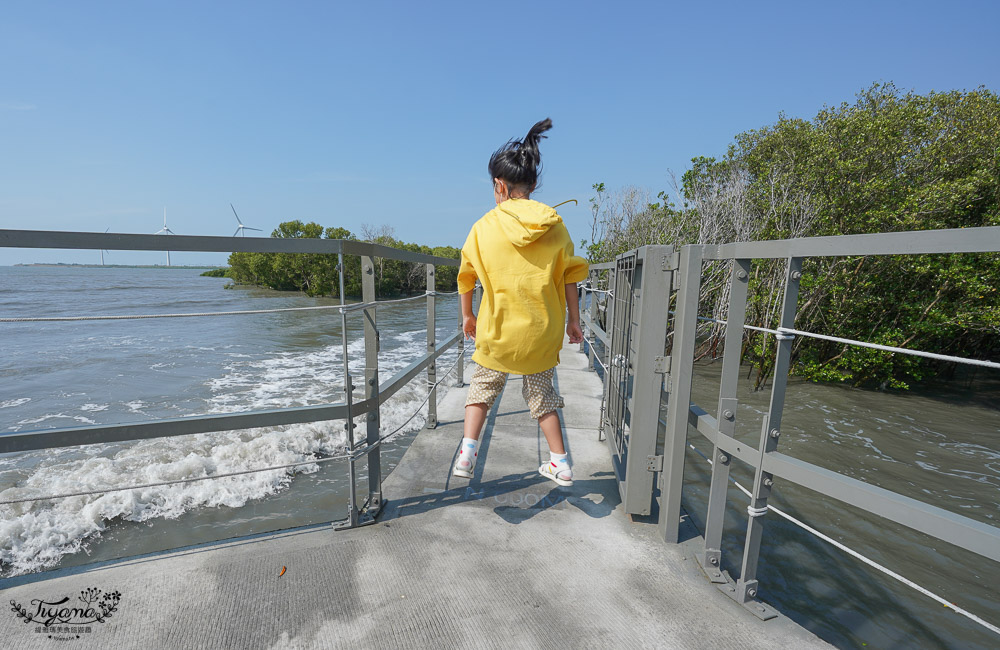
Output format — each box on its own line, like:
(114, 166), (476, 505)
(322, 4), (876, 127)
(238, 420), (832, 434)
(537, 411), (565, 454)
(464, 404), (489, 441)
(523, 369), (572, 486)
(454, 365), (507, 478)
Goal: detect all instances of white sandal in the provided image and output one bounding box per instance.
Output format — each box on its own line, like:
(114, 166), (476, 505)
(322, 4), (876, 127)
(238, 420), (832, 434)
(453, 456), (475, 479)
(538, 461), (573, 486)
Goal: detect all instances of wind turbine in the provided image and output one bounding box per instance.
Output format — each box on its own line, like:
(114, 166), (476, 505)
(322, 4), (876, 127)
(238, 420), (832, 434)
(154, 207), (175, 266)
(100, 227), (110, 266)
(231, 204), (262, 237)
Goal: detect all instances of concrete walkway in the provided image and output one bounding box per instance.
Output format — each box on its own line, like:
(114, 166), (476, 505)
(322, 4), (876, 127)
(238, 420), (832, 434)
(0, 340), (832, 649)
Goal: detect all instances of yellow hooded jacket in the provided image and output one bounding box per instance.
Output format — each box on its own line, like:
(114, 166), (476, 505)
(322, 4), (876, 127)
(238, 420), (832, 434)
(458, 198), (589, 375)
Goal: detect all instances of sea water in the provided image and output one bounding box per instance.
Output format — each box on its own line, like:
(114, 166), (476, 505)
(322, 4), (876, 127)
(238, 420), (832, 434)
(0, 266), (462, 576)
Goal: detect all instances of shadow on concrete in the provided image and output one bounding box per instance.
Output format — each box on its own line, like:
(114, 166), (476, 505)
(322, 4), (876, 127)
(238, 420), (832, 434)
(385, 469), (621, 524)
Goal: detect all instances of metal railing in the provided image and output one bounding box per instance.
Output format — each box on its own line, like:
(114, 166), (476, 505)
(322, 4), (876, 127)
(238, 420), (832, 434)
(0, 228), (463, 534)
(579, 225), (1000, 625)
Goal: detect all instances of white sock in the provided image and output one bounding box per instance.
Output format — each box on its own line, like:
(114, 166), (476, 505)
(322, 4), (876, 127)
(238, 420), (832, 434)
(456, 437), (479, 471)
(548, 451), (571, 477)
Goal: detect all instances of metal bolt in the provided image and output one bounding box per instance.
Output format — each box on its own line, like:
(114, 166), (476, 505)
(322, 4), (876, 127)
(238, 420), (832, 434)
(763, 478), (773, 487)
(747, 588), (757, 598)
(770, 428), (780, 438)
(723, 409), (734, 420)
(737, 270), (748, 280)
(719, 454), (729, 464)
(710, 557), (719, 566)
(368, 377), (376, 386)
(790, 271), (802, 280)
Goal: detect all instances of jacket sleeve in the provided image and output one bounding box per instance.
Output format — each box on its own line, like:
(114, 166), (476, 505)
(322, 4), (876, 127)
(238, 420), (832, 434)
(457, 229), (478, 294)
(560, 227), (589, 285)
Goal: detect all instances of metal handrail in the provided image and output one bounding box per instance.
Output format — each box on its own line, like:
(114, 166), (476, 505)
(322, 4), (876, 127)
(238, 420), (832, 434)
(702, 225), (1000, 260)
(681, 440), (1000, 636)
(0, 228), (460, 266)
(1, 228), (465, 540)
(673, 406), (1000, 563)
(0, 333), (463, 455)
(579, 224), (1000, 629)
(0, 345), (472, 507)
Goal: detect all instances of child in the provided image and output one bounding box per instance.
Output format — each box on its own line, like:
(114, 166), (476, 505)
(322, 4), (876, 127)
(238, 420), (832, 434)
(454, 118), (588, 486)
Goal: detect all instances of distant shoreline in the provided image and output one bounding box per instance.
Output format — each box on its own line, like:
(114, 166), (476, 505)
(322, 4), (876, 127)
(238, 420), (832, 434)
(11, 263), (224, 269)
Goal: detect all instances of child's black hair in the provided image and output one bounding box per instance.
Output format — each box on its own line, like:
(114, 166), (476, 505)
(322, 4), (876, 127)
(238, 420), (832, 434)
(488, 118), (553, 192)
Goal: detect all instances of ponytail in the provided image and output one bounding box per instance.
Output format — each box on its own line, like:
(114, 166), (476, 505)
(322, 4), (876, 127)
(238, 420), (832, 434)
(488, 118), (553, 194)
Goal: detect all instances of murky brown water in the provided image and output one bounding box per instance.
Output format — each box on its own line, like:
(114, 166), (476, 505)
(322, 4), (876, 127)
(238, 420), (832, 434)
(676, 359), (1000, 649)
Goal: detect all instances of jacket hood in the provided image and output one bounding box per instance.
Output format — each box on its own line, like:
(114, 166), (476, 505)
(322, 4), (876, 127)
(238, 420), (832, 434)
(492, 199), (562, 247)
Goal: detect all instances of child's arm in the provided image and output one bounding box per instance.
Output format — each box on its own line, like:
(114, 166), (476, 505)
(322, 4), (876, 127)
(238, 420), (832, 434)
(565, 283), (583, 344)
(461, 290), (477, 340)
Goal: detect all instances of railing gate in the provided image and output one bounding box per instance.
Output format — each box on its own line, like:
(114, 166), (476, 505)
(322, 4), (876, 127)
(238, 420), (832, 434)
(602, 245), (673, 515)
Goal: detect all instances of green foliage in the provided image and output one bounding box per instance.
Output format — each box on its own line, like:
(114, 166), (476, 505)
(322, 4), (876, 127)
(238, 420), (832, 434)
(200, 268), (229, 278)
(225, 222), (459, 298)
(590, 83), (1000, 389)
(749, 84), (1000, 388)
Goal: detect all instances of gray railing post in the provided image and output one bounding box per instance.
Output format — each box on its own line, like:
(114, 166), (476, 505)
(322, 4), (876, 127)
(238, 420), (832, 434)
(337, 253), (359, 528)
(659, 245), (703, 542)
(698, 259), (751, 582)
(361, 255), (383, 520)
(426, 264), (437, 428)
(456, 288), (465, 387)
(586, 276), (597, 372)
(734, 257), (802, 605)
(599, 269), (614, 443)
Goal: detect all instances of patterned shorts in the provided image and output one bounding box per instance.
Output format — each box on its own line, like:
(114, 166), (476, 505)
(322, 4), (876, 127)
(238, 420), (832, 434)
(465, 364), (565, 419)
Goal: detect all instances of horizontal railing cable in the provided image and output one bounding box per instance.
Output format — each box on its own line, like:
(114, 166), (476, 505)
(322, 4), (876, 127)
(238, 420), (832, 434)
(778, 326), (1000, 370)
(0, 291), (453, 323)
(0, 453), (351, 506)
(685, 443), (1000, 637)
(0, 305), (344, 323)
(0, 348), (470, 507)
(583, 333), (610, 373)
(684, 313), (997, 369)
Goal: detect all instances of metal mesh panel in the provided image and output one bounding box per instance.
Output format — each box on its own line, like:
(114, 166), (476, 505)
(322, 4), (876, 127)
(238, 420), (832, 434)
(605, 253), (637, 461)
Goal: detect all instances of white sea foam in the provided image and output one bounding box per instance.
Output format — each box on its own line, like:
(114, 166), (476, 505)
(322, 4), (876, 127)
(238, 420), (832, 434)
(16, 413), (97, 427)
(0, 426), (331, 574)
(0, 398), (31, 409)
(0, 327), (459, 576)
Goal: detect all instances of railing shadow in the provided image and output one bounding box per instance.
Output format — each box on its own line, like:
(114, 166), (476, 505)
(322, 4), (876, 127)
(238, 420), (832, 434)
(383, 471), (620, 524)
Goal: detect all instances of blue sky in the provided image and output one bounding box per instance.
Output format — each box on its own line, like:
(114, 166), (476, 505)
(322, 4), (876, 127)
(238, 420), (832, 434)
(2, 0), (998, 266)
